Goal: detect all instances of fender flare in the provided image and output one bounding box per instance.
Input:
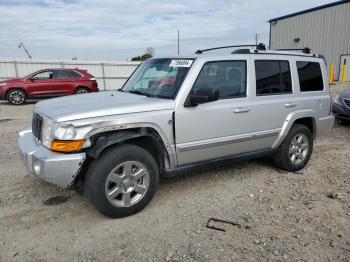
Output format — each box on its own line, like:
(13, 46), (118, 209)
(272, 109), (316, 149)
(87, 128), (172, 171)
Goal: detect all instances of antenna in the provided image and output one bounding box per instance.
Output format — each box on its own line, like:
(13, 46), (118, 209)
(18, 42), (32, 59)
(177, 29), (180, 55)
(254, 33), (259, 45)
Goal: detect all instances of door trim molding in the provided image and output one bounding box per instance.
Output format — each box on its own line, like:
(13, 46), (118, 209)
(177, 129), (280, 153)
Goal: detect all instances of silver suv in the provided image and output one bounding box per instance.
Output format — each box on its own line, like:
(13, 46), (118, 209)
(18, 46), (334, 218)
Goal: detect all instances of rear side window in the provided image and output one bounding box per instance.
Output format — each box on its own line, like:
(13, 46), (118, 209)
(255, 60), (292, 96)
(296, 61), (324, 92)
(193, 61), (247, 99)
(54, 70), (82, 79)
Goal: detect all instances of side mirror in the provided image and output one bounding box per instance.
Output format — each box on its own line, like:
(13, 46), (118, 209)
(185, 88), (219, 107)
(30, 77), (37, 81)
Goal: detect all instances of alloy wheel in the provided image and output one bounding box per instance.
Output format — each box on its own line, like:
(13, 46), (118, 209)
(8, 90), (25, 104)
(289, 134), (309, 165)
(105, 161), (150, 207)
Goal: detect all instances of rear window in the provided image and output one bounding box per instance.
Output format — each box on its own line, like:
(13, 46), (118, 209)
(255, 60), (292, 96)
(296, 61), (324, 92)
(54, 70), (82, 79)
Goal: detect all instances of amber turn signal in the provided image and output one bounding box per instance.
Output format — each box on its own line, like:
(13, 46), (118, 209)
(51, 139), (85, 153)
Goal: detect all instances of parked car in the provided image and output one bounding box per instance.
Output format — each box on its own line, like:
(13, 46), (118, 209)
(0, 68), (98, 105)
(332, 89), (350, 123)
(18, 47), (334, 218)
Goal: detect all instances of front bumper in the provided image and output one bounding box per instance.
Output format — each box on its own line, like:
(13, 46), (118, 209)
(332, 103), (350, 120)
(18, 129), (86, 189)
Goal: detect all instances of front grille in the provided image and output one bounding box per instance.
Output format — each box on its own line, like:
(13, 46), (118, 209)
(343, 99), (350, 108)
(32, 113), (43, 142)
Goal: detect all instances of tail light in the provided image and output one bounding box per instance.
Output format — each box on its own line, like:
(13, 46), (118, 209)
(89, 77), (96, 81)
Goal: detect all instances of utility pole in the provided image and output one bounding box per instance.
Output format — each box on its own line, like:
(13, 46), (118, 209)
(254, 34), (259, 45)
(177, 29), (180, 55)
(18, 42), (32, 59)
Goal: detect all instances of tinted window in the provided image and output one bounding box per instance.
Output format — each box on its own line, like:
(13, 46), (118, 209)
(192, 61), (246, 99)
(33, 71), (54, 80)
(296, 61), (323, 92)
(255, 60), (292, 95)
(54, 70), (81, 79)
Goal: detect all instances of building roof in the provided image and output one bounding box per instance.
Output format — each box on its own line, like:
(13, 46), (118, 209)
(269, 0), (350, 22)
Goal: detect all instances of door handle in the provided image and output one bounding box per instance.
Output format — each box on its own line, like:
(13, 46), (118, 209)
(233, 107), (250, 113)
(285, 103), (297, 108)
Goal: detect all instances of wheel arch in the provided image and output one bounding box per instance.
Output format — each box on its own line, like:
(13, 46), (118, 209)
(293, 117), (316, 138)
(87, 127), (172, 174)
(272, 110), (317, 149)
(75, 86), (90, 93)
(6, 87), (28, 98)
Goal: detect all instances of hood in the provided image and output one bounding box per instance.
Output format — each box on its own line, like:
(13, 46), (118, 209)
(1, 77), (24, 83)
(36, 91), (175, 122)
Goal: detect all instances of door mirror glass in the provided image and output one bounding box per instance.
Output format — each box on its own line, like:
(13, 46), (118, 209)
(185, 88), (219, 107)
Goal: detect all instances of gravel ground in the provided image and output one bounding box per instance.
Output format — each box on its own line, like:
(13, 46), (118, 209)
(0, 86), (350, 261)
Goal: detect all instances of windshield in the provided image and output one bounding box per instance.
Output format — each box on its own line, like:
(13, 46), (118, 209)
(122, 58), (194, 99)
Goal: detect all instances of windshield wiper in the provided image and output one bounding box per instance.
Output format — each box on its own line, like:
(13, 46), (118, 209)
(128, 90), (151, 97)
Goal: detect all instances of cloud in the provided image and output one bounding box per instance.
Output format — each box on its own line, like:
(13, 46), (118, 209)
(0, 0), (332, 60)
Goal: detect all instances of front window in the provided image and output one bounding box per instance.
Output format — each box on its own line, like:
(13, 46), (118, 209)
(192, 61), (247, 99)
(33, 71), (54, 80)
(122, 58), (194, 99)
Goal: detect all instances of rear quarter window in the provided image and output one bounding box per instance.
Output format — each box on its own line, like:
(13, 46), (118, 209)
(296, 61), (324, 92)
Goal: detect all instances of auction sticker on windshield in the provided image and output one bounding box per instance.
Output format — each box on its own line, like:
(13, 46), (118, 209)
(169, 59), (193, 67)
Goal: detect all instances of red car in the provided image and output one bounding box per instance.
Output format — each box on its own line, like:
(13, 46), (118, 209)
(0, 68), (98, 105)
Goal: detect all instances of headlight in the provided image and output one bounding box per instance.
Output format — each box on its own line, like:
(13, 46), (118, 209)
(41, 117), (55, 148)
(334, 95), (340, 104)
(54, 125), (77, 140)
(41, 118), (92, 152)
(0, 82), (7, 87)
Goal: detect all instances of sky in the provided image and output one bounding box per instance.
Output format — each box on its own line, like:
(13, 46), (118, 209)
(0, 0), (334, 61)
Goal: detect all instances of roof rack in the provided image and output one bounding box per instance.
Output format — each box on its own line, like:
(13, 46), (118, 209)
(194, 44), (322, 58)
(195, 43), (266, 54)
(273, 47), (311, 54)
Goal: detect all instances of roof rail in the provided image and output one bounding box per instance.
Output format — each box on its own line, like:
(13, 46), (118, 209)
(273, 47), (311, 54)
(195, 43), (266, 54)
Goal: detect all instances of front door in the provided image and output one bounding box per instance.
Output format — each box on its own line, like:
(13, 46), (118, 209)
(175, 60), (255, 165)
(26, 70), (56, 96)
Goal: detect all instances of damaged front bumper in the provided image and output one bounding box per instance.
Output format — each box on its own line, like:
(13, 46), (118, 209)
(18, 128), (85, 189)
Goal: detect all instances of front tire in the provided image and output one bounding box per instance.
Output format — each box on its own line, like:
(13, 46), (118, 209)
(7, 89), (27, 105)
(85, 144), (159, 218)
(272, 124), (313, 172)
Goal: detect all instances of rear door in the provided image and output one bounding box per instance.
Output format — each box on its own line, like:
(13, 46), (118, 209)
(53, 70), (82, 94)
(248, 58), (296, 149)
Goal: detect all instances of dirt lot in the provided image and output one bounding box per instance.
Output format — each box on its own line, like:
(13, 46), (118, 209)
(0, 87), (350, 261)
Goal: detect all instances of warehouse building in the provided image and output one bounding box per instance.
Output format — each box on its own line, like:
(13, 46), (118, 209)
(269, 0), (350, 81)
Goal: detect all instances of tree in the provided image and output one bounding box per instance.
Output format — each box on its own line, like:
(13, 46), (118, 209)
(131, 47), (155, 61)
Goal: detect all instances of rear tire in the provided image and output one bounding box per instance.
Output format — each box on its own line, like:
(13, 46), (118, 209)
(75, 87), (90, 94)
(85, 144), (159, 218)
(272, 124), (313, 172)
(7, 89), (27, 105)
